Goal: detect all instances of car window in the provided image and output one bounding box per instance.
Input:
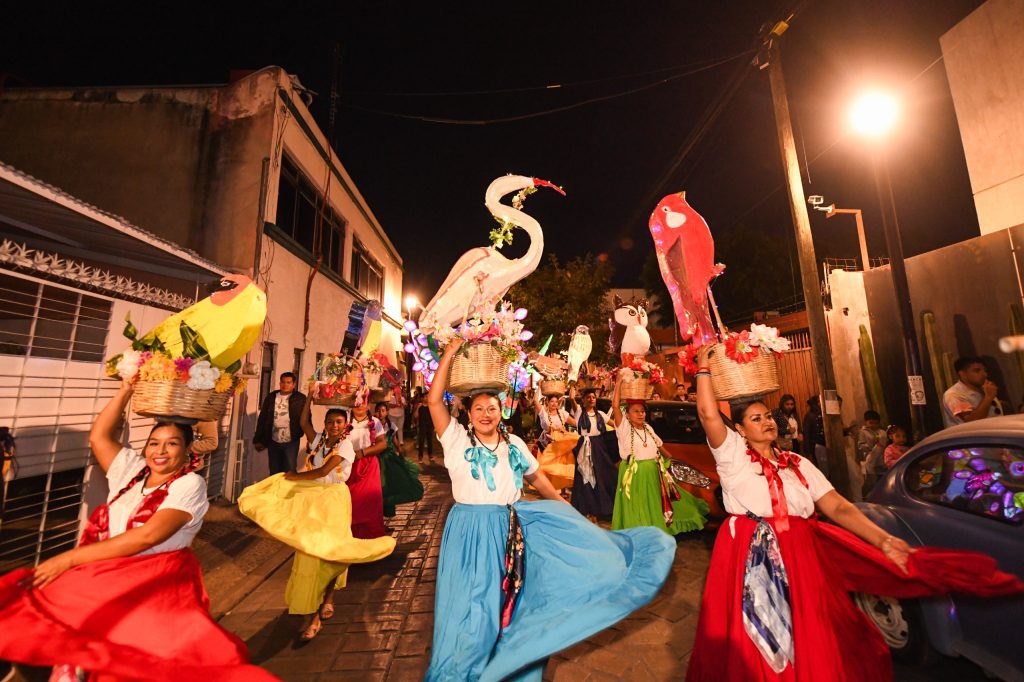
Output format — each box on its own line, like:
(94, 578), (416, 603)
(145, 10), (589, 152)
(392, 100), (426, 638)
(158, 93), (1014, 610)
(905, 445), (1024, 525)
(646, 405), (707, 445)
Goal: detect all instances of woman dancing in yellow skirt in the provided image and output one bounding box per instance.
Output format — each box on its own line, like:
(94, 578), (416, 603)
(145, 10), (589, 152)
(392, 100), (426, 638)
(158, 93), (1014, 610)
(239, 396), (395, 641)
(532, 390), (579, 491)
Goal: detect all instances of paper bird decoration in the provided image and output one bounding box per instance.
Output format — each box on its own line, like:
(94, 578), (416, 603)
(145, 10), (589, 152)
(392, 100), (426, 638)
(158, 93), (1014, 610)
(566, 325), (592, 382)
(648, 192), (723, 348)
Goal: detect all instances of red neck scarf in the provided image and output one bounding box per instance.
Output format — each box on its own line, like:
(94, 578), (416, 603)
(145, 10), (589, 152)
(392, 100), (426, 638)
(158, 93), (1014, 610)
(746, 445), (809, 533)
(79, 455), (197, 547)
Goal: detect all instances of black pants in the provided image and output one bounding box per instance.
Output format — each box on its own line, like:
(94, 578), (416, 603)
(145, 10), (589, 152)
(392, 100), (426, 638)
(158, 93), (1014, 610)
(267, 439), (301, 475)
(417, 423), (434, 457)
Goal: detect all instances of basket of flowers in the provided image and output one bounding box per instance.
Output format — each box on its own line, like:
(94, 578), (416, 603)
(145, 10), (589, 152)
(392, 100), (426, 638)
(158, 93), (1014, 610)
(681, 324), (788, 401)
(616, 358), (666, 400)
(539, 377), (568, 397)
(437, 300), (529, 397)
(106, 316), (244, 422)
(360, 354), (385, 390)
(576, 366), (610, 391)
(310, 354), (363, 406)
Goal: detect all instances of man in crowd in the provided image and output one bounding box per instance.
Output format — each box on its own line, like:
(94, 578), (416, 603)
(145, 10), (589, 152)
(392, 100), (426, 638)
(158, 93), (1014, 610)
(942, 356), (1003, 428)
(253, 372), (306, 475)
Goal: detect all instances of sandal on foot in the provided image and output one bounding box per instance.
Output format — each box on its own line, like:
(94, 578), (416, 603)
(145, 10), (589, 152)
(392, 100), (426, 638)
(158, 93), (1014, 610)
(320, 603), (335, 620)
(299, 620), (322, 641)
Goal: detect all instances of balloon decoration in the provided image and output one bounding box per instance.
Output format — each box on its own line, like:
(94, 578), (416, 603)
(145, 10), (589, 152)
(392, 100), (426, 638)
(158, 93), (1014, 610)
(419, 175), (564, 333)
(647, 192), (724, 348)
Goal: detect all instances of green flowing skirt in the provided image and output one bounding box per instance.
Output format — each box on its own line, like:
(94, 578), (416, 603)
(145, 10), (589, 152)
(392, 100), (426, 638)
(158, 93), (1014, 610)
(380, 434), (424, 518)
(612, 458), (708, 535)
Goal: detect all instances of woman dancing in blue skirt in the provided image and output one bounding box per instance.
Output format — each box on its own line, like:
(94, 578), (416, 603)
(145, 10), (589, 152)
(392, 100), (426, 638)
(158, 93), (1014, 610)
(425, 338), (677, 681)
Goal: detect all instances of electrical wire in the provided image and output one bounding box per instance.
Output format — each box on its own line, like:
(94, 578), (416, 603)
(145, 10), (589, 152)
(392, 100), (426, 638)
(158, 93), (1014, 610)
(343, 52), (760, 98)
(342, 50), (755, 126)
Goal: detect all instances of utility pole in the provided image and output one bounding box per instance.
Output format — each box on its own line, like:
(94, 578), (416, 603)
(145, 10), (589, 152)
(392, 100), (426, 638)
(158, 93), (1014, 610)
(759, 20), (852, 497)
(872, 150), (927, 441)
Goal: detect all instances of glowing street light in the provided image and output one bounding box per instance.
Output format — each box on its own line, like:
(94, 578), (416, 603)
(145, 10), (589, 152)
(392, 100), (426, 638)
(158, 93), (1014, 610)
(849, 92), (899, 138)
(848, 89), (926, 440)
(404, 295), (420, 313)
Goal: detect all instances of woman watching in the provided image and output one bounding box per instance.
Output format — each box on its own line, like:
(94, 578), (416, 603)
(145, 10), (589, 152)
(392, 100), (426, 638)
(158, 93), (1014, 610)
(0, 379), (271, 680)
(424, 339), (677, 681)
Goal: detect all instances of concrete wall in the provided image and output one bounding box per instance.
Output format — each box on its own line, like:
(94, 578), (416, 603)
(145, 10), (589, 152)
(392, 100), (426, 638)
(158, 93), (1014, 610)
(861, 225), (1024, 434)
(825, 269), (873, 426)
(941, 0), (1024, 234)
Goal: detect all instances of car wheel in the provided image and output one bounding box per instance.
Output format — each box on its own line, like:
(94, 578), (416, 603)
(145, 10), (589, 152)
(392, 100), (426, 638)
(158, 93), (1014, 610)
(853, 593), (936, 665)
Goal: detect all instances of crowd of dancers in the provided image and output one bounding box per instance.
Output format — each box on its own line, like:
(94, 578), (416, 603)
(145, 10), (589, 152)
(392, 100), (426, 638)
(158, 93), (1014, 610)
(0, 343), (1021, 681)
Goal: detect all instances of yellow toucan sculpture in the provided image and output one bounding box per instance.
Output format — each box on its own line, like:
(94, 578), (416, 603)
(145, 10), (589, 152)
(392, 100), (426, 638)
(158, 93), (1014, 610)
(138, 274), (267, 368)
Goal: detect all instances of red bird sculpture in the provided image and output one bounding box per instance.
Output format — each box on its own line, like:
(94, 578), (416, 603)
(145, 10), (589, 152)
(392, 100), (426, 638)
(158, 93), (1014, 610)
(648, 192), (723, 348)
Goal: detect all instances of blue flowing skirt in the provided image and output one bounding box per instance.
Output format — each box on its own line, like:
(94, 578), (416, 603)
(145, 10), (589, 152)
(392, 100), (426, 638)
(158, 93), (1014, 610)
(425, 500), (676, 681)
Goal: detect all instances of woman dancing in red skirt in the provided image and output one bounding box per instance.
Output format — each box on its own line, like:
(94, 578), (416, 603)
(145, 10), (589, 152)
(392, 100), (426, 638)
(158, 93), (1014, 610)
(688, 346), (1022, 681)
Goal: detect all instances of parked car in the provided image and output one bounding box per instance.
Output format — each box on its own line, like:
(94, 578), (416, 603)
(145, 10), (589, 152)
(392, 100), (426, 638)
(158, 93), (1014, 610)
(854, 415), (1024, 679)
(644, 400), (725, 520)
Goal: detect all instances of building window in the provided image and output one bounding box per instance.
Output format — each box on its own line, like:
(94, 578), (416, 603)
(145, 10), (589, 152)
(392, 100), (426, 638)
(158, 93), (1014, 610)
(293, 348), (304, 377)
(0, 272), (111, 362)
(351, 240), (384, 301)
(259, 342), (276, 403)
(275, 156), (347, 277)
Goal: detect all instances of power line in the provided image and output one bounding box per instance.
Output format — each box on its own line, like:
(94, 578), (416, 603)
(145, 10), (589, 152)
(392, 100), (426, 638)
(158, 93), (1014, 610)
(341, 50), (755, 126)
(343, 53), (761, 98)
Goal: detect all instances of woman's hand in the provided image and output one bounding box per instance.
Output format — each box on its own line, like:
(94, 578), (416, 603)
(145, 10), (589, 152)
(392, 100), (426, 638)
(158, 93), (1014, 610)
(445, 337), (465, 354)
(696, 345), (713, 370)
(878, 535), (915, 574)
(121, 376), (137, 392)
(33, 550), (76, 589)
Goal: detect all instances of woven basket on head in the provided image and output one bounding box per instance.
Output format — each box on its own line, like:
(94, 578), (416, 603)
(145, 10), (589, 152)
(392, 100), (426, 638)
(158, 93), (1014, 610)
(133, 379), (233, 421)
(448, 342), (510, 396)
(313, 391), (358, 407)
(363, 368), (382, 390)
(620, 378), (652, 401)
(576, 377), (597, 390)
(707, 344), (780, 401)
(539, 379), (567, 397)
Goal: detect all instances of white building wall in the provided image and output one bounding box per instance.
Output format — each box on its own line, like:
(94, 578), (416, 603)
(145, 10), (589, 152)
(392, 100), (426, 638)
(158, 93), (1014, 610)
(941, 0), (1024, 234)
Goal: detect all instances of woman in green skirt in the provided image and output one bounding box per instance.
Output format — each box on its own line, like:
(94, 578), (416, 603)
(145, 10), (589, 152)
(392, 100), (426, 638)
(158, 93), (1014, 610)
(610, 372), (708, 535)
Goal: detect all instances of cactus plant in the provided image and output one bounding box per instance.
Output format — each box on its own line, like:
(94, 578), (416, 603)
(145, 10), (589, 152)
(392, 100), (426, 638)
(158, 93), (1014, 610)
(858, 325), (889, 425)
(922, 311), (952, 401)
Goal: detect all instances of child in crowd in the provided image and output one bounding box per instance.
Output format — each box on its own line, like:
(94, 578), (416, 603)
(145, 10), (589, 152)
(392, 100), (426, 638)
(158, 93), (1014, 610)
(857, 410), (888, 494)
(884, 425), (910, 469)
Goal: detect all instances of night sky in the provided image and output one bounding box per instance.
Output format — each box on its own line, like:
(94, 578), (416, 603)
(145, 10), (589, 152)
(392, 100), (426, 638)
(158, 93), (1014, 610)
(2, 0), (984, 313)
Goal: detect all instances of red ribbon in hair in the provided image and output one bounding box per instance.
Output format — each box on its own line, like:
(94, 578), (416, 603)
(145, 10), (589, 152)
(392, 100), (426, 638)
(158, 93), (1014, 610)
(746, 446), (808, 533)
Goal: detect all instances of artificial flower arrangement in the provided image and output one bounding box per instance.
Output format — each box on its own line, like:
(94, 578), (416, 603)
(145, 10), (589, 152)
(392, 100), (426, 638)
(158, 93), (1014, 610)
(577, 366), (612, 389)
(309, 353), (363, 404)
(105, 314), (240, 394)
(431, 299), (533, 364)
(613, 357), (667, 385)
(680, 323), (791, 374)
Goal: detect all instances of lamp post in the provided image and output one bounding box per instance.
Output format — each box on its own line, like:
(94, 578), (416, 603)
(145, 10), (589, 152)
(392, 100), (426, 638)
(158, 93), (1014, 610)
(849, 91), (927, 440)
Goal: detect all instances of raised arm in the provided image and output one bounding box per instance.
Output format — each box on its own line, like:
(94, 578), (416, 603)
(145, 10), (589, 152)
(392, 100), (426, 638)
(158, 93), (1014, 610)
(89, 379), (134, 472)
(609, 373), (624, 427)
(695, 346), (728, 448)
(300, 382), (318, 443)
(427, 338), (464, 435)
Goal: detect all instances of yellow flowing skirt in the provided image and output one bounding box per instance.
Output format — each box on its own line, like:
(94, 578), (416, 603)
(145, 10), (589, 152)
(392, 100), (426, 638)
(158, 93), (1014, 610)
(239, 474), (397, 615)
(537, 431), (580, 490)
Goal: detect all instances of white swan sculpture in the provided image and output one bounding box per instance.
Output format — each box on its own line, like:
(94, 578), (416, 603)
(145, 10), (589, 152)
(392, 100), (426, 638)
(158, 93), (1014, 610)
(419, 174), (564, 332)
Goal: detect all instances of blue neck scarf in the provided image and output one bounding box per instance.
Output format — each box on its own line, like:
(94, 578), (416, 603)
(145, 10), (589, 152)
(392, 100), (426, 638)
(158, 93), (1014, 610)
(578, 407), (606, 434)
(465, 437), (531, 492)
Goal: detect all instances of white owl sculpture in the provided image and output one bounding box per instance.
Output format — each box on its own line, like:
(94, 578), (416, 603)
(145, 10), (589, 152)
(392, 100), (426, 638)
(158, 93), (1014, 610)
(567, 325), (592, 382)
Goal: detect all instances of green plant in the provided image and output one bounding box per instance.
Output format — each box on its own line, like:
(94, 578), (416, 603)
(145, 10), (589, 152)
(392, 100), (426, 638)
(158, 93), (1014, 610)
(858, 325), (889, 425)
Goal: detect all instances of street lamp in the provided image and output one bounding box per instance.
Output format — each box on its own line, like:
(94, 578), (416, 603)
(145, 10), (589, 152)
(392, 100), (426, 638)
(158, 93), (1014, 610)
(808, 196), (871, 271)
(849, 90), (927, 440)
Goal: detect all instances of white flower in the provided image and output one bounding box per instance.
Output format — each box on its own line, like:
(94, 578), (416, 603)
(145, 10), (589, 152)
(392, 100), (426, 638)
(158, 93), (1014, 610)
(115, 350), (142, 379)
(187, 360), (221, 390)
(749, 323), (791, 353)
(762, 335), (791, 353)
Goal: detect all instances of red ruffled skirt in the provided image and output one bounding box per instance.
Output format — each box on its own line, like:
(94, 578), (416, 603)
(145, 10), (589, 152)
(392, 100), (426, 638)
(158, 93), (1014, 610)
(686, 515), (1023, 681)
(0, 549), (276, 681)
(347, 455), (387, 539)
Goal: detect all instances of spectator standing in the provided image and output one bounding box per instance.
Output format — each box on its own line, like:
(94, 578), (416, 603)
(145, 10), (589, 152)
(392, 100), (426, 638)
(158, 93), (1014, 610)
(856, 410), (888, 493)
(802, 396), (826, 474)
(772, 394), (801, 452)
(253, 372), (306, 476)
(884, 425), (910, 469)
(415, 388), (435, 463)
(942, 356), (1003, 428)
